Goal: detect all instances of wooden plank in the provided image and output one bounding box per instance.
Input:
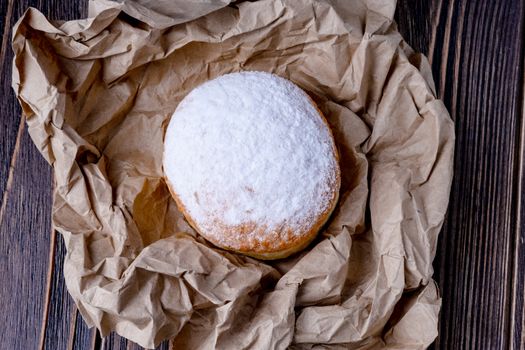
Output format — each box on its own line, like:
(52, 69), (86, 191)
(0, 122), (53, 347)
(394, 0), (434, 58)
(40, 231), (77, 350)
(100, 332), (129, 350)
(0, 0), (97, 349)
(0, 2), (57, 348)
(511, 33), (525, 350)
(512, 123), (525, 350)
(71, 308), (98, 350)
(396, 0), (525, 349)
(0, 0), (22, 208)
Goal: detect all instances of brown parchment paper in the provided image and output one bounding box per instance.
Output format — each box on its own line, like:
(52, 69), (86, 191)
(11, 0), (454, 348)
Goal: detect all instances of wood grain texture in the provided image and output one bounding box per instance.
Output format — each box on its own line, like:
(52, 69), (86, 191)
(396, 0), (525, 349)
(41, 232), (78, 350)
(0, 0), (20, 211)
(0, 0), (97, 349)
(0, 122), (52, 348)
(0, 0), (524, 349)
(512, 48), (525, 350)
(0, 4), (55, 349)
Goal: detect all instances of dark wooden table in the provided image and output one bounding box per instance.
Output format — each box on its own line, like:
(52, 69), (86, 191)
(1, 1), (524, 349)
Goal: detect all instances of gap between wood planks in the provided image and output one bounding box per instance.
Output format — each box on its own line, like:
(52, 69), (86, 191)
(0, 115), (25, 226)
(67, 307), (79, 350)
(38, 230), (56, 348)
(437, 0), (454, 101)
(39, 179), (56, 350)
(427, 0), (442, 67)
(0, 0), (14, 71)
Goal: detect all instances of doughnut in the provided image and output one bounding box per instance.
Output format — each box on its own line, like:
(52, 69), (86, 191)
(163, 71), (340, 259)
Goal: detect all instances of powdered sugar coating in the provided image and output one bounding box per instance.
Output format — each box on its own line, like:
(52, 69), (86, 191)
(163, 71), (340, 255)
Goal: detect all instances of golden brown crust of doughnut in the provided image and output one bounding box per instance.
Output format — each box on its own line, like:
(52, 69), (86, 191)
(163, 96), (340, 260)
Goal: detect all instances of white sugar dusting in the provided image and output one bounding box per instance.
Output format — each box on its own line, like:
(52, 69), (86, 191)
(163, 71), (339, 247)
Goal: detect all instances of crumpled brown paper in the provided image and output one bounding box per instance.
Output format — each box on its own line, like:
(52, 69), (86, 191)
(11, 0), (454, 348)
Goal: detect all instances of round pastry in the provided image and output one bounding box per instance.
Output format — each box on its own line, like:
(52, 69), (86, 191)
(163, 71), (340, 260)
